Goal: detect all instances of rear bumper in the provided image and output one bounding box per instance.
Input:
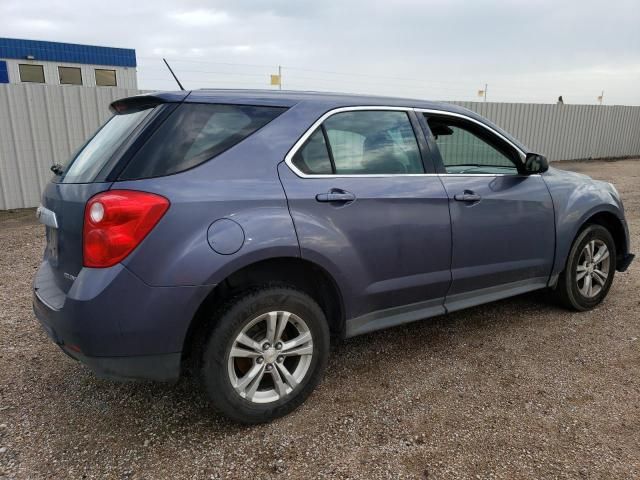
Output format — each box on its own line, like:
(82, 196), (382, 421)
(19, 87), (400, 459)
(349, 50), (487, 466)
(33, 260), (212, 382)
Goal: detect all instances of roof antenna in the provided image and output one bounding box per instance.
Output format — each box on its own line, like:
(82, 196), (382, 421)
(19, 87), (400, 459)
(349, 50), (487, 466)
(163, 58), (185, 91)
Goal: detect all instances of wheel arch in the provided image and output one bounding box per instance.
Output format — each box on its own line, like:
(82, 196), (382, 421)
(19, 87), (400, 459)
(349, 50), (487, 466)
(556, 208), (628, 279)
(581, 211), (627, 264)
(181, 256), (345, 373)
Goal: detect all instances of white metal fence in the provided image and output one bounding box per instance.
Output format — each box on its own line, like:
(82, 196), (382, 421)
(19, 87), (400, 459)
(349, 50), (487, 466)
(0, 84), (140, 210)
(1, 83), (639, 210)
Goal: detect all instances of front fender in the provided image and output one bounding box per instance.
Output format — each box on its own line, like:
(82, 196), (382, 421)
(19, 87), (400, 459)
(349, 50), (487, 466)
(543, 168), (627, 277)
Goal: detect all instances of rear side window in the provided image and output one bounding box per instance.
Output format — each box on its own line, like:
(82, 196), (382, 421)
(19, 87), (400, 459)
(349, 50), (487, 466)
(291, 110), (424, 175)
(291, 128), (333, 175)
(120, 104), (286, 180)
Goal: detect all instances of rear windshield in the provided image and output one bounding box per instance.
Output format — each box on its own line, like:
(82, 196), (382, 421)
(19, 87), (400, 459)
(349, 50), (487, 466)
(60, 108), (151, 183)
(119, 103), (287, 180)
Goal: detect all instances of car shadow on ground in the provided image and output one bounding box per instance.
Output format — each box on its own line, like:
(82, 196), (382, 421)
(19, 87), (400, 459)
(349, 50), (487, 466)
(35, 287), (565, 433)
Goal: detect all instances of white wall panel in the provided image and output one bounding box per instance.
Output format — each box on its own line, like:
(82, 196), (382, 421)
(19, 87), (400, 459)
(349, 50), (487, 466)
(0, 84), (140, 209)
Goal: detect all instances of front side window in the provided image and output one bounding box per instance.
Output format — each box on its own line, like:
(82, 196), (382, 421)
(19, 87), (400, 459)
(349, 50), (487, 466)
(426, 115), (519, 174)
(120, 103), (286, 180)
(59, 66), (82, 85)
(95, 69), (117, 86)
(19, 64), (45, 83)
(291, 110), (424, 175)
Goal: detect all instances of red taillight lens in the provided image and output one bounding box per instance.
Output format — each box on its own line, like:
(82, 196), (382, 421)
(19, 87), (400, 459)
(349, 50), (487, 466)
(83, 190), (170, 268)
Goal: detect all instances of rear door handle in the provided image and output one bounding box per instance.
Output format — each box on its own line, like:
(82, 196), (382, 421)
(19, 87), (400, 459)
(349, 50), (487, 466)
(315, 190), (356, 203)
(453, 190), (481, 202)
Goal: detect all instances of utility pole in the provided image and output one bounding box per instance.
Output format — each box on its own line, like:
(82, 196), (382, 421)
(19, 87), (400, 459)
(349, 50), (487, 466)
(278, 65), (282, 90)
(598, 90), (604, 105)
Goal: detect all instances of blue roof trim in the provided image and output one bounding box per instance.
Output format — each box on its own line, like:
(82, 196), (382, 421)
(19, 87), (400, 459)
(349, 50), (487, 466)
(0, 38), (136, 67)
(0, 60), (8, 83)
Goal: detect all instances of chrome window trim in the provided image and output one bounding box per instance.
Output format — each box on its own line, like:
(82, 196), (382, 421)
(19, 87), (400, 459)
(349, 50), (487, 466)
(284, 105), (529, 179)
(284, 106), (422, 179)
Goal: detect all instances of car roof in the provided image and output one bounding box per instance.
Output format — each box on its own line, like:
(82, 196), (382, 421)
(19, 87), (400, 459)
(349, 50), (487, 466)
(149, 88), (464, 111)
(122, 89), (529, 152)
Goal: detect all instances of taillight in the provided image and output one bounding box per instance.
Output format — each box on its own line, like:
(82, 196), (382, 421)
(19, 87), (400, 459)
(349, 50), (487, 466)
(83, 190), (169, 268)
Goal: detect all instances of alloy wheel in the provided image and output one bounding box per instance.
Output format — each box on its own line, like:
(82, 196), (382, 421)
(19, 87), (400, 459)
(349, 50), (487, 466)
(227, 311), (314, 403)
(576, 239), (610, 298)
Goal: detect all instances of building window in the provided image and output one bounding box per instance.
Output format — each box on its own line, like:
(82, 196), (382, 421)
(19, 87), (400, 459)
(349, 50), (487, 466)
(58, 66), (82, 85)
(19, 64), (45, 83)
(95, 69), (117, 87)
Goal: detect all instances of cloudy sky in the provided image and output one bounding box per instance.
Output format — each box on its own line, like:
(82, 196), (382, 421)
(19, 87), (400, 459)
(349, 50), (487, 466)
(2, 0), (639, 104)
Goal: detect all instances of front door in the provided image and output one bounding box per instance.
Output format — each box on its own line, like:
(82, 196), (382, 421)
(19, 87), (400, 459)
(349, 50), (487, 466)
(421, 112), (555, 312)
(279, 108), (452, 335)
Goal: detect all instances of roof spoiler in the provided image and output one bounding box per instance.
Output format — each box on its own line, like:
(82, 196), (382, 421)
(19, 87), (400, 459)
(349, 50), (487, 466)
(109, 94), (169, 115)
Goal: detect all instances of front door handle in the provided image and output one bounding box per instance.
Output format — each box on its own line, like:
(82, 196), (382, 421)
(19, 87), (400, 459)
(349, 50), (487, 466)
(453, 190), (481, 202)
(315, 190), (356, 203)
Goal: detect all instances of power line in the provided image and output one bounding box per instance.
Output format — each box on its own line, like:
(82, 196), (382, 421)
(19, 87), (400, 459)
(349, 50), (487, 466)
(135, 57), (619, 104)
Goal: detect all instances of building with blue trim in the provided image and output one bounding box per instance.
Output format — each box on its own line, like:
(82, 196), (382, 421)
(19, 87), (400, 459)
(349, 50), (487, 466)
(0, 38), (137, 88)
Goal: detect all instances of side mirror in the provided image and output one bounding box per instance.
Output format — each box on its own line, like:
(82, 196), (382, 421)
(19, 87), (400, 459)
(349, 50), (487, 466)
(524, 153), (549, 174)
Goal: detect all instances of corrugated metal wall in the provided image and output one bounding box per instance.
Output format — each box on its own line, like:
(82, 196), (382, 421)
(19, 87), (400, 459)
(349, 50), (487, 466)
(1, 84), (639, 210)
(0, 84), (139, 210)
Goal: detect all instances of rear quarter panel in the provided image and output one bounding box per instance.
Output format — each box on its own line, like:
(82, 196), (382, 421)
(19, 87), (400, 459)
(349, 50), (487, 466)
(115, 101), (336, 288)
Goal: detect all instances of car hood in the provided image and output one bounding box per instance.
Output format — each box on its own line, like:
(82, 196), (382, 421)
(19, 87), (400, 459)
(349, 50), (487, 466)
(544, 166), (592, 181)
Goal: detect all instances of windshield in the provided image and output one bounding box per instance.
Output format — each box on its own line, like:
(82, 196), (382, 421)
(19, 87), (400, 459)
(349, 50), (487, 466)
(59, 108), (152, 183)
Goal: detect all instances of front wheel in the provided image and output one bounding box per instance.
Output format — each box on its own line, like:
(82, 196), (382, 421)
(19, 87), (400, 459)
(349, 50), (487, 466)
(555, 224), (616, 311)
(201, 287), (330, 424)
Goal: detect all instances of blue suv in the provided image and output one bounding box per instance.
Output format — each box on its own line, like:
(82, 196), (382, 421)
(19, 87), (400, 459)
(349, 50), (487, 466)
(33, 90), (634, 423)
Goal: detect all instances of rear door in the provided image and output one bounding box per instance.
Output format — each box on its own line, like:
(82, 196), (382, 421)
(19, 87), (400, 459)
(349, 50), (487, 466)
(279, 107), (452, 336)
(419, 111), (555, 312)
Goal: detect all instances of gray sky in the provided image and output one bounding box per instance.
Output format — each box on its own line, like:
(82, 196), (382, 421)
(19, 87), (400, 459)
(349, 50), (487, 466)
(2, 0), (639, 104)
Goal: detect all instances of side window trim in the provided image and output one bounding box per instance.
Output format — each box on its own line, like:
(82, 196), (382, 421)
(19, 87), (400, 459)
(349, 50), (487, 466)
(286, 106), (430, 178)
(285, 106), (527, 178)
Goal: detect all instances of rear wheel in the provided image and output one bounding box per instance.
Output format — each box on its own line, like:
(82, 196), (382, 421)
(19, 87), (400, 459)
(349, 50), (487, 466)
(555, 224), (616, 311)
(200, 286), (329, 423)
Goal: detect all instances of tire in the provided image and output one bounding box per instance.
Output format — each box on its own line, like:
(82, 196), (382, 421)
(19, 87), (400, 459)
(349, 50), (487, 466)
(555, 224), (616, 311)
(200, 286), (330, 424)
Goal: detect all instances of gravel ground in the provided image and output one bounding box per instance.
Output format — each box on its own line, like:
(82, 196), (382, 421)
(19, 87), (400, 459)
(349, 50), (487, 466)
(1, 159), (638, 479)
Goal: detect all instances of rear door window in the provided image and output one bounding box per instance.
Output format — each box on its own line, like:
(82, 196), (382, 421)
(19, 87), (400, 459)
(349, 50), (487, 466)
(291, 110), (424, 175)
(120, 104), (286, 180)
